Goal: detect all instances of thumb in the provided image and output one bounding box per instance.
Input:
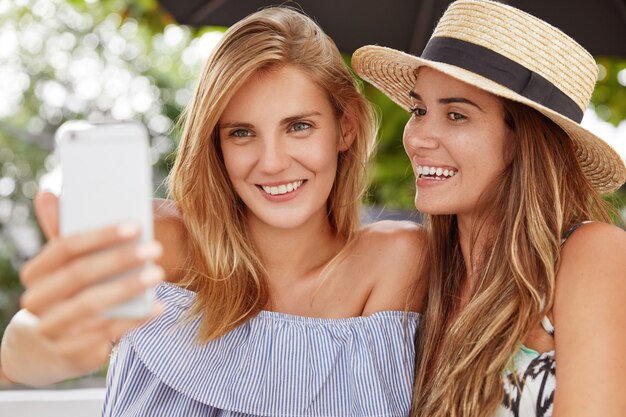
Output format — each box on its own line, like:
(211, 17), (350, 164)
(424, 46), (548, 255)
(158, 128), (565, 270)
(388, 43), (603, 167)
(34, 191), (60, 239)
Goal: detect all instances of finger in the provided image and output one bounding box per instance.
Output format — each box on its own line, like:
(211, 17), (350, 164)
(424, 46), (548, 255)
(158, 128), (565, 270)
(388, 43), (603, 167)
(20, 222), (143, 287)
(37, 266), (164, 336)
(21, 240), (162, 313)
(62, 302), (164, 340)
(34, 191), (60, 240)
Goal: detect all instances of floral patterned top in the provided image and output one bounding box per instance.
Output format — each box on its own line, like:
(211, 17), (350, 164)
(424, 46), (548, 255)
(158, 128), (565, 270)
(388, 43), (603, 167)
(497, 318), (555, 417)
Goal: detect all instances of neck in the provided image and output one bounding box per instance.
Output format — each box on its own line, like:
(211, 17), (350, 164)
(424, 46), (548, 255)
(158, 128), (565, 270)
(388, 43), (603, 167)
(248, 210), (345, 284)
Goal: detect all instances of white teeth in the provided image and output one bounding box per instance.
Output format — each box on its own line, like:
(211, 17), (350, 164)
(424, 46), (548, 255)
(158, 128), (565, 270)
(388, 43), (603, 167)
(416, 165), (457, 179)
(262, 180), (304, 195)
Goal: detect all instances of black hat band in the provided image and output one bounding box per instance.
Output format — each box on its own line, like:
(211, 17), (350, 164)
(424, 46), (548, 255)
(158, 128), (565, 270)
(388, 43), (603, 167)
(421, 37), (584, 123)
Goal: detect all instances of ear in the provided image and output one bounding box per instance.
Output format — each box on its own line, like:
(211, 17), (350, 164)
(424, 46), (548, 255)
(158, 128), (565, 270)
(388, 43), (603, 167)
(337, 114), (357, 152)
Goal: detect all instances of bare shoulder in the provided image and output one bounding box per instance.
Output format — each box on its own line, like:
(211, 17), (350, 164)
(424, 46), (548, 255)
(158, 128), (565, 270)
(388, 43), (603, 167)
(358, 219), (426, 251)
(355, 220), (427, 313)
(555, 221), (626, 322)
(559, 221), (626, 276)
(356, 220), (427, 272)
(153, 198), (187, 282)
(552, 224), (626, 414)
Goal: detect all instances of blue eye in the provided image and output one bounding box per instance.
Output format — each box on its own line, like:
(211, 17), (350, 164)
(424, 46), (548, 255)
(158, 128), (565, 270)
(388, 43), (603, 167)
(290, 122), (311, 132)
(230, 129), (252, 138)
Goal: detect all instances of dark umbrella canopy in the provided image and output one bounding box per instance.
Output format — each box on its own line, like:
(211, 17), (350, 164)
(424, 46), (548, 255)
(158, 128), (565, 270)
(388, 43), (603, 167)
(157, 0), (626, 57)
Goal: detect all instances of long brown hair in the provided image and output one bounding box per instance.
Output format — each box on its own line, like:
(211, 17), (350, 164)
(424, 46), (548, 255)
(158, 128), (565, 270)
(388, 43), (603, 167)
(411, 100), (613, 416)
(167, 7), (377, 342)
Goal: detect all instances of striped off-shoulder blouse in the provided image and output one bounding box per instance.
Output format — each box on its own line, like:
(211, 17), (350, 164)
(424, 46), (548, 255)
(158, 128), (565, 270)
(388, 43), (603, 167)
(102, 282), (420, 417)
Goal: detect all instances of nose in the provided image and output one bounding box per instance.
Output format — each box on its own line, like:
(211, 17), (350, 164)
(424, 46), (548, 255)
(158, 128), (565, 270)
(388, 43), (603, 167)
(402, 116), (440, 155)
(258, 136), (291, 174)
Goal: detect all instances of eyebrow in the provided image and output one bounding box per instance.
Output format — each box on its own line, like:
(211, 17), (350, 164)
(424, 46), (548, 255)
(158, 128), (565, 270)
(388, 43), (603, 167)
(219, 111), (322, 129)
(281, 111), (322, 125)
(219, 121), (254, 129)
(409, 91), (483, 111)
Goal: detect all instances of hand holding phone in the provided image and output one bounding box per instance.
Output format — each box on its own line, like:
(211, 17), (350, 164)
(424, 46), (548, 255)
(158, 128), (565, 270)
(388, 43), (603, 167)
(56, 121), (155, 318)
(4, 187), (167, 386)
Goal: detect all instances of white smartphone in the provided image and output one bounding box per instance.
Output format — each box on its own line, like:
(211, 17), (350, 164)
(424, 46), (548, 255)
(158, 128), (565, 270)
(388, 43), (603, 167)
(56, 121), (154, 318)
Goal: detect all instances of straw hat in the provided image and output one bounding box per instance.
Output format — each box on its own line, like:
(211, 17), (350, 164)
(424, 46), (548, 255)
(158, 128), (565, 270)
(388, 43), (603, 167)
(352, 0), (626, 193)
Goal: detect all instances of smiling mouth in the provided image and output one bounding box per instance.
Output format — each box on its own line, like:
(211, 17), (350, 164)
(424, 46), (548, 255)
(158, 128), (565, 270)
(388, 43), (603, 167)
(416, 165), (458, 180)
(258, 180), (305, 196)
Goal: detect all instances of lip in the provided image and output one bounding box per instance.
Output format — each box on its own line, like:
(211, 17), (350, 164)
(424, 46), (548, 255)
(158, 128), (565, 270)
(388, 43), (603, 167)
(256, 179), (307, 202)
(257, 179), (304, 187)
(415, 175), (456, 188)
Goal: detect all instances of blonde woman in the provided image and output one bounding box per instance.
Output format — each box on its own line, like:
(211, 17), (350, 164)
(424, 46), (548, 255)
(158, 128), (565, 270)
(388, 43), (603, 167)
(1, 7), (424, 416)
(353, 1), (626, 416)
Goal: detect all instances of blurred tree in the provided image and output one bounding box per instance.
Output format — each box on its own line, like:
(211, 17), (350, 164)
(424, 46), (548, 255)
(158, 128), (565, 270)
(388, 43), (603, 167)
(0, 0), (624, 343)
(0, 0), (223, 339)
(594, 57), (626, 125)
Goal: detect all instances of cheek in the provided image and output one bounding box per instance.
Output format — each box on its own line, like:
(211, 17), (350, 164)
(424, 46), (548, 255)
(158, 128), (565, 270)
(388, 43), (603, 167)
(486, 120), (514, 164)
(468, 142), (510, 186)
(220, 147), (236, 177)
(491, 135), (514, 171)
(221, 145), (251, 181)
(502, 133), (516, 166)
(300, 149), (337, 177)
(303, 135), (340, 170)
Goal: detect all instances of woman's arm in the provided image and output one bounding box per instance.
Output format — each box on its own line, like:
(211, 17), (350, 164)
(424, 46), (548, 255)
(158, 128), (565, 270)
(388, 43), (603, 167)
(0, 192), (187, 386)
(552, 221), (626, 417)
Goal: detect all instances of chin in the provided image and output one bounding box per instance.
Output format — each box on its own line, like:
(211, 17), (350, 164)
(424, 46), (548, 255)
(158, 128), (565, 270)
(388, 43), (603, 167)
(414, 201), (454, 216)
(257, 214), (313, 230)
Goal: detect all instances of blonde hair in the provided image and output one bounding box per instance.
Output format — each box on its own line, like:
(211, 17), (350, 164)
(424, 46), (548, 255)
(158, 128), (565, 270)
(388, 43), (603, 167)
(410, 100), (614, 417)
(168, 7), (377, 342)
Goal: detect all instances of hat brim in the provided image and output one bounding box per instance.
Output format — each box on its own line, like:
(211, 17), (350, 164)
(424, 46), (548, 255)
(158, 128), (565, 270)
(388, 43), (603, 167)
(353, 45), (626, 194)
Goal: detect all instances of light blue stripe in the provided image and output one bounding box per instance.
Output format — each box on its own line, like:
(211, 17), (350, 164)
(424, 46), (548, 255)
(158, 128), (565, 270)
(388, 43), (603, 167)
(102, 283), (419, 417)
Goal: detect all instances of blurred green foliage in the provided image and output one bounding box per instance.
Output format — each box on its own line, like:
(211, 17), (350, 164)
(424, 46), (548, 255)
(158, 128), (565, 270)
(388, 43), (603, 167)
(593, 57), (626, 125)
(0, 0), (625, 345)
(0, 0), (206, 341)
